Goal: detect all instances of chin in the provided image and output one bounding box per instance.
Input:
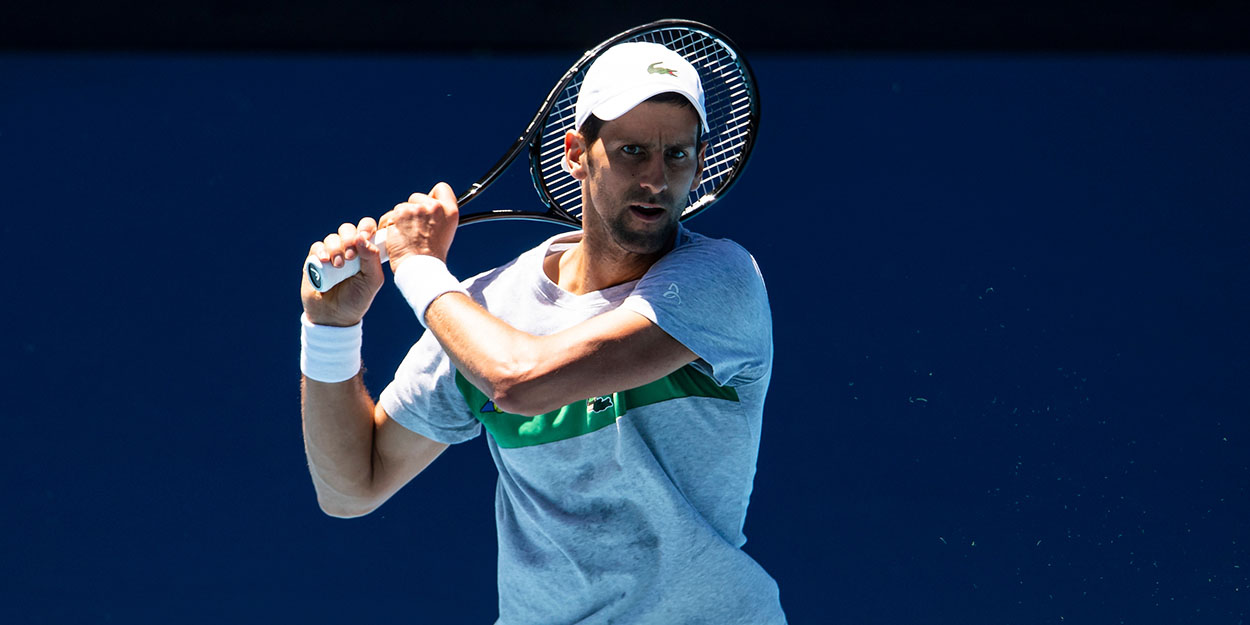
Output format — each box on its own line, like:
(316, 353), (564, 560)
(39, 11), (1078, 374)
(609, 219), (679, 256)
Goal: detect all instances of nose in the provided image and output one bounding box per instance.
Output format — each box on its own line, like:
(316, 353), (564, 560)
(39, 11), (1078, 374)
(637, 154), (668, 195)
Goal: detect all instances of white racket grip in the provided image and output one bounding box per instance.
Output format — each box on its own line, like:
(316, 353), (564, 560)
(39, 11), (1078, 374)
(305, 229), (389, 293)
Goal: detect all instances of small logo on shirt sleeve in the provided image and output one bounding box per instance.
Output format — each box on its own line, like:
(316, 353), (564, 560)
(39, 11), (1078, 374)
(663, 282), (682, 305)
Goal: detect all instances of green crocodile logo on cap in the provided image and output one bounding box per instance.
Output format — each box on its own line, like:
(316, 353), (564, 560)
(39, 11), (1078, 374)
(647, 62), (678, 77)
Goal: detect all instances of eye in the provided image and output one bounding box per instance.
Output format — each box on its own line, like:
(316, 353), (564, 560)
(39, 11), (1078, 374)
(621, 145), (643, 156)
(667, 147), (688, 160)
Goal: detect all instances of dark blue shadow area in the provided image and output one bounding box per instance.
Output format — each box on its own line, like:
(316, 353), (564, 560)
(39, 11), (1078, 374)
(1, 52), (1247, 624)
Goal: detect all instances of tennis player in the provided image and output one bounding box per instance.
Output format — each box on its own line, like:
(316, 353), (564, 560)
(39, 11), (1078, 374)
(300, 42), (786, 624)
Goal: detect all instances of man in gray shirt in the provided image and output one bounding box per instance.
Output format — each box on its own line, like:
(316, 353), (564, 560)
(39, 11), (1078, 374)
(299, 42), (785, 624)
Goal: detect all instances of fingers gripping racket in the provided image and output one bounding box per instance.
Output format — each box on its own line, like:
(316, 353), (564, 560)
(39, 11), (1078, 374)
(306, 18), (760, 292)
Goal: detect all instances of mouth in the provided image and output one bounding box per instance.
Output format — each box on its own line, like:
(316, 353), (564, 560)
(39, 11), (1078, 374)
(629, 204), (666, 222)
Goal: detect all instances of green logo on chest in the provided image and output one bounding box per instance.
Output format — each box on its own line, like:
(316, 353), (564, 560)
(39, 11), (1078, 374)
(455, 365), (738, 449)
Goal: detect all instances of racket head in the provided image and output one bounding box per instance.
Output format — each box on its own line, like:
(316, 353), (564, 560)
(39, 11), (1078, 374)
(530, 20), (761, 225)
(457, 20), (759, 228)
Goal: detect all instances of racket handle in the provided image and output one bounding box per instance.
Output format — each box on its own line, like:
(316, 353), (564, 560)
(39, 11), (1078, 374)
(305, 229), (390, 293)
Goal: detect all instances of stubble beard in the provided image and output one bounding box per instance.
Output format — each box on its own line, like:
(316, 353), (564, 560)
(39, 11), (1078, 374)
(602, 194), (683, 256)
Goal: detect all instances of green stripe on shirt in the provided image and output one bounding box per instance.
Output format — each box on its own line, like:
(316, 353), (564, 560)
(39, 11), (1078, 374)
(454, 365), (739, 449)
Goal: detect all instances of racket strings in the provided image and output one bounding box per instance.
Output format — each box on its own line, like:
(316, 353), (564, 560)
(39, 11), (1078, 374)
(533, 25), (757, 223)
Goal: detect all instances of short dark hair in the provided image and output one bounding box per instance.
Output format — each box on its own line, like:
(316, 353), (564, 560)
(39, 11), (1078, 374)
(578, 92), (703, 146)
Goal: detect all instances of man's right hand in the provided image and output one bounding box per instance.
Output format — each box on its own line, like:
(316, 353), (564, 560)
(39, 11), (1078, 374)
(301, 217), (386, 327)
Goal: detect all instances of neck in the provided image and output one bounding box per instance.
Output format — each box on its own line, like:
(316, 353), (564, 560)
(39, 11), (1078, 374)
(544, 227), (675, 296)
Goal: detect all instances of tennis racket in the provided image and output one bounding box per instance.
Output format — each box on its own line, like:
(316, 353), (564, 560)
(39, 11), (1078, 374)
(306, 18), (760, 292)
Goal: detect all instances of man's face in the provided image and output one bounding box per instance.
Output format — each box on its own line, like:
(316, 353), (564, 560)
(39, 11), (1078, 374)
(570, 100), (705, 256)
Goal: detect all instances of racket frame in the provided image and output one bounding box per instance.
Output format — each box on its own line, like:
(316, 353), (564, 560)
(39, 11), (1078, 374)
(458, 18), (760, 227)
(306, 19), (760, 292)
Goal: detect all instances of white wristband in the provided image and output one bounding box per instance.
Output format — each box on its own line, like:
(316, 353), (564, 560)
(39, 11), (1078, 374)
(299, 313), (363, 383)
(393, 255), (468, 328)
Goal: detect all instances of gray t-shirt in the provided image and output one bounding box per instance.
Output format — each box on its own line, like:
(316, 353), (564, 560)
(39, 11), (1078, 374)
(380, 226), (785, 624)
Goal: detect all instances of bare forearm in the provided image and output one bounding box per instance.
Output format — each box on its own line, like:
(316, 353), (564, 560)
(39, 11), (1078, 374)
(424, 293), (695, 416)
(299, 202), (454, 518)
(301, 374), (381, 517)
(424, 293), (543, 413)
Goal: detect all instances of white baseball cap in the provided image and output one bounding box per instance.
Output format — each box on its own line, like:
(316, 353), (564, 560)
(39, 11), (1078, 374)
(573, 41), (709, 135)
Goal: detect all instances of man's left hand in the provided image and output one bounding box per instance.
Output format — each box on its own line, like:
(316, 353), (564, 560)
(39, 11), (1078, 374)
(379, 182), (460, 271)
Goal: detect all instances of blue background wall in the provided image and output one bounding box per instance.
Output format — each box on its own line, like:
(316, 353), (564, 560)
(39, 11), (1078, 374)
(2, 52), (1247, 623)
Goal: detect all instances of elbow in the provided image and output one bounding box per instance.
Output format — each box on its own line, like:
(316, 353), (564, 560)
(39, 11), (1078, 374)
(485, 378), (531, 416)
(489, 389), (533, 416)
(489, 376), (564, 417)
(473, 338), (566, 416)
(312, 475), (384, 518)
(317, 493), (381, 519)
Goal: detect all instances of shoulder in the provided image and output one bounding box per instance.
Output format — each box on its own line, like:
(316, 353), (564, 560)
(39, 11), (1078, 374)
(648, 227), (767, 290)
(624, 227), (772, 387)
(673, 227), (755, 259)
(630, 226), (771, 326)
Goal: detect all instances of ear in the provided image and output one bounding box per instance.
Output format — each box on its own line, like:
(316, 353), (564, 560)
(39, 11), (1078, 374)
(564, 130), (590, 180)
(689, 140), (708, 192)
